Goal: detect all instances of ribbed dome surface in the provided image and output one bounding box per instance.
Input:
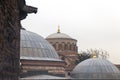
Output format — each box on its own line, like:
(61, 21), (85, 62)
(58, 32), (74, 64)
(71, 58), (120, 79)
(46, 32), (72, 39)
(20, 29), (60, 61)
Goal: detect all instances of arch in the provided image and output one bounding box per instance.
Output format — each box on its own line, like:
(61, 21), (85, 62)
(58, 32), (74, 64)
(58, 43), (62, 51)
(55, 42), (59, 51)
(64, 44), (67, 50)
(71, 43), (74, 51)
(73, 44), (76, 51)
(69, 44), (72, 51)
(67, 42), (71, 50)
(61, 42), (65, 51)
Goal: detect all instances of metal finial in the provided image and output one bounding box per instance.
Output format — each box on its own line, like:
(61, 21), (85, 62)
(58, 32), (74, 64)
(93, 52), (97, 58)
(57, 25), (60, 33)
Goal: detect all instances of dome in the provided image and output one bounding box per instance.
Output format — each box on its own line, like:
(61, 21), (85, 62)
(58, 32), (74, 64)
(47, 33), (72, 39)
(71, 58), (120, 79)
(46, 26), (72, 39)
(20, 29), (60, 61)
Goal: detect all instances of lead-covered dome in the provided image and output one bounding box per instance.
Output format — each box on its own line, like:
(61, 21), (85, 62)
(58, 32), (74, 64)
(46, 26), (72, 39)
(71, 58), (120, 79)
(47, 33), (72, 39)
(20, 29), (60, 61)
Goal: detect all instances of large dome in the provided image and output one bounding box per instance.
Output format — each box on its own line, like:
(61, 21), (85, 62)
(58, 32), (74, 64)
(71, 58), (120, 79)
(20, 29), (60, 61)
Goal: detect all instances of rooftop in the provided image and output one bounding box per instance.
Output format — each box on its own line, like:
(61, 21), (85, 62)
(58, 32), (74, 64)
(20, 29), (61, 61)
(71, 58), (120, 79)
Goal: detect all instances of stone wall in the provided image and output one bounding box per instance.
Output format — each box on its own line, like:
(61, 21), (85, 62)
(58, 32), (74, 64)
(0, 0), (20, 79)
(20, 60), (66, 77)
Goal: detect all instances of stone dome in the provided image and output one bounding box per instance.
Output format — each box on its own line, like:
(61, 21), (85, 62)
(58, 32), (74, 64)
(20, 29), (60, 61)
(46, 26), (72, 39)
(71, 58), (120, 79)
(47, 32), (72, 39)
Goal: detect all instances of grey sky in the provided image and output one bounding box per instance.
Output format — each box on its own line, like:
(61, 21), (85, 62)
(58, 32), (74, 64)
(22, 0), (120, 64)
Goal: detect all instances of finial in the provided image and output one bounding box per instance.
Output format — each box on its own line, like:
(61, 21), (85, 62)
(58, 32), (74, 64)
(93, 52), (97, 58)
(57, 25), (60, 33)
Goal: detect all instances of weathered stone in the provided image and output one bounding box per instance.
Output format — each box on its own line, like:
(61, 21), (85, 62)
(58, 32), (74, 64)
(0, 0), (20, 79)
(0, 0), (37, 79)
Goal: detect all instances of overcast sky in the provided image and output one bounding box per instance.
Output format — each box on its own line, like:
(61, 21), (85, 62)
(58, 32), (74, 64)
(22, 0), (120, 64)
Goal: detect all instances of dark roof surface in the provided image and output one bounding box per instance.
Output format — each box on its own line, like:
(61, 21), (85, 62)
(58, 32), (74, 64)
(20, 30), (61, 61)
(71, 58), (120, 79)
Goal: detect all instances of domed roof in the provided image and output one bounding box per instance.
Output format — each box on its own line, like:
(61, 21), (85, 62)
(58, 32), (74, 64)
(20, 29), (60, 61)
(71, 58), (120, 79)
(46, 26), (72, 39)
(47, 33), (72, 39)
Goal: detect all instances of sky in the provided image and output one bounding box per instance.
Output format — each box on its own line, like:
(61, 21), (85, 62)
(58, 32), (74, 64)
(22, 0), (120, 64)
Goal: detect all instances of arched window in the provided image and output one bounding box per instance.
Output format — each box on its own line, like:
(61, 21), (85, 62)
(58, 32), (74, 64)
(55, 42), (59, 51)
(71, 43), (74, 51)
(62, 42), (65, 51)
(58, 44), (62, 51)
(67, 42), (71, 50)
(64, 44), (67, 50)
(73, 45), (76, 51)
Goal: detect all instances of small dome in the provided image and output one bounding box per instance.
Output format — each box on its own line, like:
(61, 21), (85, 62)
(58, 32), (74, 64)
(20, 29), (60, 61)
(71, 58), (120, 79)
(46, 33), (72, 39)
(46, 26), (72, 39)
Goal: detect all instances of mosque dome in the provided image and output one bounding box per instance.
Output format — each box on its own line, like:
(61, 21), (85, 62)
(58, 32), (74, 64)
(71, 58), (120, 79)
(47, 33), (72, 39)
(20, 29), (60, 61)
(46, 26), (72, 39)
